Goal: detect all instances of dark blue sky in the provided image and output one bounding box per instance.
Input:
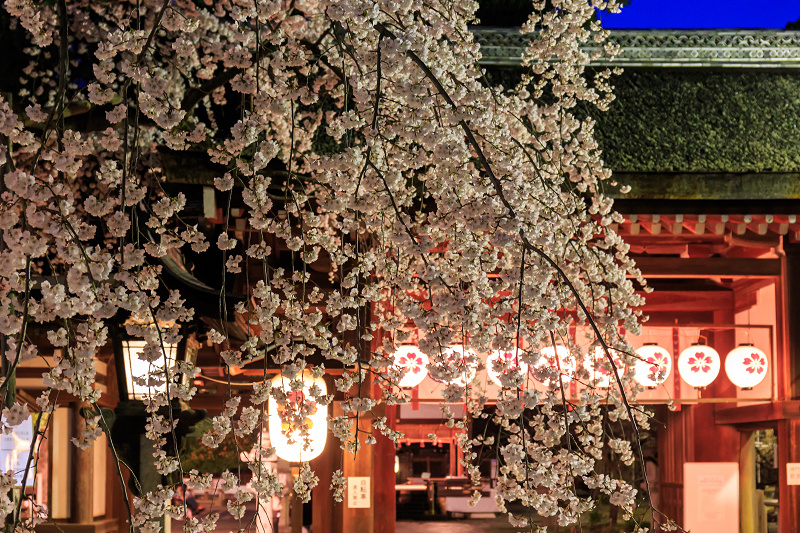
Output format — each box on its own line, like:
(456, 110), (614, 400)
(598, 0), (800, 29)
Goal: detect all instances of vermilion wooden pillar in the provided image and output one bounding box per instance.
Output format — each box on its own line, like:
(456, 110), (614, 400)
(778, 419), (800, 533)
(373, 404), (396, 533)
(69, 403), (94, 524)
(325, 393), (395, 533)
(338, 402), (375, 533)
(311, 408), (343, 533)
(778, 241), (800, 533)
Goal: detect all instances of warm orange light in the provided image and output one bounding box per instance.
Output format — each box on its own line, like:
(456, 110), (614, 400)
(392, 346), (429, 388)
(633, 344), (672, 388)
(432, 346), (478, 386)
(678, 344), (720, 389)
(724, 345), (768, 389)
(487, 349), (528, 387)
(584, 346), (626, 389)
(532, 345), (576, 386)
(268, 372), (328, 462)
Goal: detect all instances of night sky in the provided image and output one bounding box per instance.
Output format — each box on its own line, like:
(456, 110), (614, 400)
(598, 0), (800, 29)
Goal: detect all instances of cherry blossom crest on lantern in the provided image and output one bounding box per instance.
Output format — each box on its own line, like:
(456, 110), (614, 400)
(633, 344), (672, 388)
(392, 346), (429, 388)
(725, 344), (769, 389)
(531, 345), (577, 387)
(584, 346), (626, 389)
(487, 348), (528, 388)
(677, 344), (720, 389)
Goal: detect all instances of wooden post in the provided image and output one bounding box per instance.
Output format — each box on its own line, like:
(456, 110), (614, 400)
(311, 402), (343, 533)
(756, 490), (767, 533)
(740, 431), (757, 533)
(778, 241), (800, 532)
(373, 404), (396, 533)
(69, 404), (93, 524)
(780, 241), (800, 400)
(291, 489), (303, 533)
(777, 418), (800, 533)
(338, 402), (375, 533)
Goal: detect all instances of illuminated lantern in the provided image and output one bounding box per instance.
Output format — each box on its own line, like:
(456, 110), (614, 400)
(487, 349), (528, 387)
(114, 337), (185, 401)
(532, 345), (576, 386)
(725, 344), (769, 389)
(393, 346), (429, 388)
(584, 346), (626, 388)
(678, 344), (720, 389)
(269, 372), (328, 462)
(430, 346), (478, 386)
(633, 344), (672, 388)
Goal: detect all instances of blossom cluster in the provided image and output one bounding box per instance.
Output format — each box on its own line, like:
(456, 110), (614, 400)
(0, 0), (658, 530)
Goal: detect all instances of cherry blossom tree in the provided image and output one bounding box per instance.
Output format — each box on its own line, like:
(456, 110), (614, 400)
(0, 0), (676, 531)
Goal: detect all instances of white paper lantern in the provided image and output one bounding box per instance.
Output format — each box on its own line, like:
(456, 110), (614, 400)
(584, 346), (626, 388)
(532, 345), (576, 386)
(430, 345), (478, 386)
(393, 346), (429, 388)
(487, 349), (528, 387)
(725, 344), (769, 389)
(633, 344), (672, 388)
(678, 344), (720, 389)
(269, 372), (328, 462)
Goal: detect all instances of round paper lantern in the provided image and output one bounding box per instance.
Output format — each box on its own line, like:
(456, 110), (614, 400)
(725, 344), (768, 389)
(269, 372), (328, 462)
(487, 349), (528, 387)
(633, 344), (672, 388)
(532, 345), (576, 386)
(392, 346), (429, 388)
(584, 346), (626, 388)
(678, 344), (720, 389)
(430, 345), (478, 386)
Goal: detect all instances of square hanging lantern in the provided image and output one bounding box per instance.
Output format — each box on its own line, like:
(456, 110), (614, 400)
(113, 327), (190, 402)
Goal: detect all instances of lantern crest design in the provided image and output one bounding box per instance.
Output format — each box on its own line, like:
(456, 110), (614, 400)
(392, 346), (429, 388)
(725, 345), (769, 389)
(429, 345), (478, 386)
(633, 344), (672, 388)
(743, 352), (767, 375)
(268, 372), (328, 462)
(487, 349), (528, 387)
(677, 344), (720, 389)
(584, 346), (626, 389)
(532, 345), (576, 386)
(687, 352), (714, 374)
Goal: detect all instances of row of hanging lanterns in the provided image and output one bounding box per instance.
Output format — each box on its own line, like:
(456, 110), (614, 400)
(392, 342), (769, 391)
(265, 342), (769, 462)
(636, 342), (769, 390)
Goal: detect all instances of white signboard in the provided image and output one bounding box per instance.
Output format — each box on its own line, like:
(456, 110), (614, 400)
(347, 476), (370, 508)
(683, 462), (738, 533)
(787, 463), (800, 485)
(0, 416), (34, 487)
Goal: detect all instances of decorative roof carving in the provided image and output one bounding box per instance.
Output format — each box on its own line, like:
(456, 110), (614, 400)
(473, 28), (800, 68)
